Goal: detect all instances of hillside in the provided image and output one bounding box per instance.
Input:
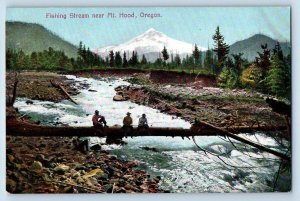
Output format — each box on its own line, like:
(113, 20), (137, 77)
(6, 21), (78, 58)
(229, 34), (290, 61)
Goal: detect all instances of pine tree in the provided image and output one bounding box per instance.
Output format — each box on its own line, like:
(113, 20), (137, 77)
(82, 45), (87, 62)
(212, 26), (230, 74)
(129, 51), (138, 66)
(161, 46), (169, 66)
(58, 51), (68, 68)
(105, 56), (109, 66)
(115, 51), (122, 67)
(255, 43), (271, 73)
(231, 53), (247, 76)
(109, 50), (115, 67)
(193, 44), (200, 64)
(199, 51), (203, 68)
(272, 41), (284, 61)
(141, 54), (147, 65)
(123, 51), (128, 68)
(78, 41), (83, 57)
(171, 53), (174, 63)
(174, 54), (181, 67)
(192, 44), (200, 73)
(24, 55), (30, 69)
(16, 50), (25, 69)
(267, 54), (287, 97)
(218, 66), (239, 89)
(154, 58), (163, 67)
(6, 49), (15, 69)
(30, 52), (38, 69)
(86, 48), (93, 67)
(204, 49), (215, 74)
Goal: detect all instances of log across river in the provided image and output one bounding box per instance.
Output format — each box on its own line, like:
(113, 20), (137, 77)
(6, 119), (289, 160)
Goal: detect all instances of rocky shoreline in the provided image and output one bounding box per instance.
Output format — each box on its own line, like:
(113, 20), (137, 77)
(7, 136), (162, 193)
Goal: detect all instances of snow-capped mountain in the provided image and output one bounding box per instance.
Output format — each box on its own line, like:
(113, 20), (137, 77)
(96, 28), (206, 62)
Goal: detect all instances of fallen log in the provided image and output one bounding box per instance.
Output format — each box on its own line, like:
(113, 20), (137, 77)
(198, 120), (290, 161)
(6, 119), (286, 138)
(50, 80), (77, 105)
(6, 118), (289, 160)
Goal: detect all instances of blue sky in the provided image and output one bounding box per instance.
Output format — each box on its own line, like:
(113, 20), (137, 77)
(6, 7), (290, 49)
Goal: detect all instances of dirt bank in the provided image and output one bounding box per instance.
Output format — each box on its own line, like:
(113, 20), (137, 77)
(72, 68), (216, 85)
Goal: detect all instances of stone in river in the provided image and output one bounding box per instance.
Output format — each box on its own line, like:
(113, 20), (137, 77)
(26, 100), (34, 105)
(88, 89), (97, 92)
(113, 95), (125, 101)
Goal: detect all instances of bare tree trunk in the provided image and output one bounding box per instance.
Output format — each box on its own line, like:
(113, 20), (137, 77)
(7, 79), (18, 107)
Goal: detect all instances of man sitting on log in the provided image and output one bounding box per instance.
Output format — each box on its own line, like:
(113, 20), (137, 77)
(123, 112), (133, 137)
(137, 114), (149, 134)
(92, 110), (107, 129)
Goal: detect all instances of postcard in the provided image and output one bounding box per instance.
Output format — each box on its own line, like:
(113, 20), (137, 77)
(6, 7), (291, 193)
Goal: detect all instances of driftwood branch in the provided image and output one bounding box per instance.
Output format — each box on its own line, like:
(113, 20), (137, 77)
(197, 120), (290, 161)
(50, 80), (77, 104)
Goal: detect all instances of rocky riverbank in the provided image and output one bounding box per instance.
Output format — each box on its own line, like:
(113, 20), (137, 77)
(6, 71), (85, 102)
(114, 74), (286, 129)
(6, 136), (162, 193)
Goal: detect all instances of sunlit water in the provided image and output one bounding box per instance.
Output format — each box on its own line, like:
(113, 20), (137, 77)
(14, 75), (289, 193)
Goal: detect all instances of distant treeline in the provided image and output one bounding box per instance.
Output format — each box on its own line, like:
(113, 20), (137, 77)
(6, 26), (291, 99)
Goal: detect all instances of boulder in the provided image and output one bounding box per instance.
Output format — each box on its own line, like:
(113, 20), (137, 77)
(26, 100), (34, 105)
(83, 168), (104, 179)
(54, 164), (70, 175)
(6, 178), (17, 192)
(35, 154), (45, 162)
(31, 161), (43, 170)
(113, 95), (125, 101)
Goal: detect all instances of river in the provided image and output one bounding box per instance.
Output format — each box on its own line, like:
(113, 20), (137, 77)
(14, 75), (289, 193)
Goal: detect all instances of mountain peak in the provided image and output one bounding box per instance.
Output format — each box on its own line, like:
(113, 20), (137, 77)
(145, 28), (158, 33)
(97, 28), (207, 61)
(140, 28), (164, 38)
(230, 33), (291, 61)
